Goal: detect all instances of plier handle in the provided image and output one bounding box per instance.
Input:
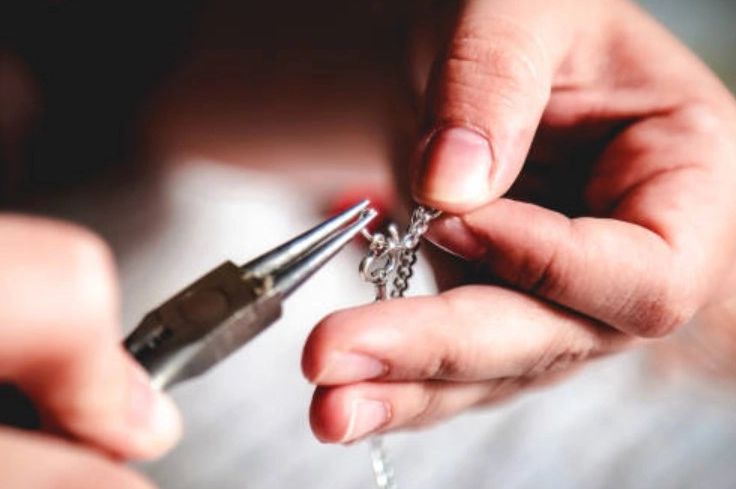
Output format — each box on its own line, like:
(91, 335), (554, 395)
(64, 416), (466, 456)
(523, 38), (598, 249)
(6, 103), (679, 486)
(124, 200), (376, 390)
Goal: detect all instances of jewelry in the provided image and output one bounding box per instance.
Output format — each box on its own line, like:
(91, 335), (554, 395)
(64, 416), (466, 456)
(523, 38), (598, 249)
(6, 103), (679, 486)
(359, 206), (441, 489)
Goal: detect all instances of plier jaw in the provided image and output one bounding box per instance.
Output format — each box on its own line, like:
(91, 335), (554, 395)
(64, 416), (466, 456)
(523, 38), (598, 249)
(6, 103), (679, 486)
(125, 200), (376, 390)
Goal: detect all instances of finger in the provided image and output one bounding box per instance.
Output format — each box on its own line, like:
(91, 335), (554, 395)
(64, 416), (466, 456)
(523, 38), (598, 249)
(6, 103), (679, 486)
(303, 285), (629, 385)
(425, 107), (736, 337)
(412, 0), (584, 212)
(0, 215), (181, 459)
(310, 369), (577, 443)
(0, 427), (155, 489)
(426, 201), (688, 338)
(310, 381), (507, 443)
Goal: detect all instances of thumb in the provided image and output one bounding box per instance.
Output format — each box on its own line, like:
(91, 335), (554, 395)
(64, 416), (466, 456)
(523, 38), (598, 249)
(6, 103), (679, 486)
(412, 0), (576, 212)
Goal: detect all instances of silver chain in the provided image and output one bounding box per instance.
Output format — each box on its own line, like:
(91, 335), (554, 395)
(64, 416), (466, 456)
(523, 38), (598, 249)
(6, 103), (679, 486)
(360, 206), (440, 299)
(358, 205), (440, 489)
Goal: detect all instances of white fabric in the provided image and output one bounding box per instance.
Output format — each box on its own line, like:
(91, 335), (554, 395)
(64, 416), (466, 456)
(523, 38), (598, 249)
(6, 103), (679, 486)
(49, 161), (736, 489)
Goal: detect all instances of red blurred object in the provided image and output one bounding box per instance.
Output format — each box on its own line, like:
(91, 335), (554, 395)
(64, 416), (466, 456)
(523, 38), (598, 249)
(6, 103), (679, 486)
(326, 187), (394, 237)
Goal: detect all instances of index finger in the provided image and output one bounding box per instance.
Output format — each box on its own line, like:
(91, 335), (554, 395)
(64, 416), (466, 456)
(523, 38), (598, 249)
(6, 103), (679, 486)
(428, 108), (736, 337)
(302, 285), (630, 385)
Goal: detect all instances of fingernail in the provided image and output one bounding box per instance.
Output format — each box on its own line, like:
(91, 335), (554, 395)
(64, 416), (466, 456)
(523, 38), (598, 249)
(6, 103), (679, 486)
(425, 216), (487, 260)
(415, 127), (492, 208)
(342, 399), (390, 443)
(127, 363), (182, 456)
(314, 352), (388, 385)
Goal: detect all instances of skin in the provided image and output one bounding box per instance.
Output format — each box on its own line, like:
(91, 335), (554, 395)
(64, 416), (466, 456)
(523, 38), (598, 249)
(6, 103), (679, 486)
(303, 0), (736, 443)
(1, 0), (735, 483)
(0, 216), (181, 488)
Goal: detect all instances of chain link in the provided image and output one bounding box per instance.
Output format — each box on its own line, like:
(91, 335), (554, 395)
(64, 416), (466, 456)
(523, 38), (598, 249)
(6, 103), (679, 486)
(360, 206), (440, 299)
(358, 205), (440, 489)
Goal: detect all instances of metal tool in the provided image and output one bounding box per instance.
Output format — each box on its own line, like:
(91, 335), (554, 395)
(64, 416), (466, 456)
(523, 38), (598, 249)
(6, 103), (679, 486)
(124, 200), (376, 390)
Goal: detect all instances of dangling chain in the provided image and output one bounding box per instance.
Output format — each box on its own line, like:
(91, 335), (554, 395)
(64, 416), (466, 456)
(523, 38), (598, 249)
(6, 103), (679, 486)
(358, 205), (440, 489)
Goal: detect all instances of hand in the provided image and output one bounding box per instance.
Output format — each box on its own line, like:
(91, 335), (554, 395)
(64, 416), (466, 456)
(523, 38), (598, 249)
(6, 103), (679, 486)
(0, 215), (181, 488)
(302, 0), (736, 443)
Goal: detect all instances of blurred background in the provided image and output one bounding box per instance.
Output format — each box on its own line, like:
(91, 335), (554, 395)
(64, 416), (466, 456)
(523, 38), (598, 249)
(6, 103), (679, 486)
(1, 1), (735, 488)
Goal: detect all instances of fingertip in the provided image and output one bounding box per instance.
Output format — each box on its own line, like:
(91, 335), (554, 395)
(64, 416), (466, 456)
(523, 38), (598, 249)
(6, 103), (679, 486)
(301, 351), (319, 385)
(301, 321), (330, 384)
(310, 387), (391, 444)
(424, 215), (488, 261)
(309, 387), (349, 443)
(129, 391), (183, 460)
(412, 127), (494, 213)
(74, 353), (183, 460)
(302, 319), (388, 386)
(123, 361), (183, 460)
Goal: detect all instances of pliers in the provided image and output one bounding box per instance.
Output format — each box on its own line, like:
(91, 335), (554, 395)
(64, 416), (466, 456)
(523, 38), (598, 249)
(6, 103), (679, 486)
(124, 200), (376, 390)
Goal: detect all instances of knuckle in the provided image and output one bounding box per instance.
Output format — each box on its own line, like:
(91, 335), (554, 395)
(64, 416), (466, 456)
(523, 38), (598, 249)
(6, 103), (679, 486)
(626, 280), (697, 338)
(424, 292), (477, 380)
(673, 102), (723, 136)
(424, 348), (462, 380)
(622, 103), (727, 158)
(514, 218), (572, 298)
(672, 103), (736, 162)
(526, 349), (589, 377)
(58, 226), (118, 321)
(0, 216), (118, 334)
(62, 226), (114, 277)
(409, 383), (443, 427)
(518, 247), (559, 296)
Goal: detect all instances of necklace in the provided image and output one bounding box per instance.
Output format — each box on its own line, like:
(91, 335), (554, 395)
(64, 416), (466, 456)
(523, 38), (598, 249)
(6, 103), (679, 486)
(358, 206), (440, 489)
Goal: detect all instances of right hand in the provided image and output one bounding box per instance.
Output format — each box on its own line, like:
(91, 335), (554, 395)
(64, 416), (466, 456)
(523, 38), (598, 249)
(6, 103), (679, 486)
(302, 0), (736, 444)
(0, 214), (181, 488)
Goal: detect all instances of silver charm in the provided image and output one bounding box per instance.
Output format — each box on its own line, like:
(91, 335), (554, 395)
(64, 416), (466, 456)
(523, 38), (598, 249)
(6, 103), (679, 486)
(360, 206), (440, 300)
